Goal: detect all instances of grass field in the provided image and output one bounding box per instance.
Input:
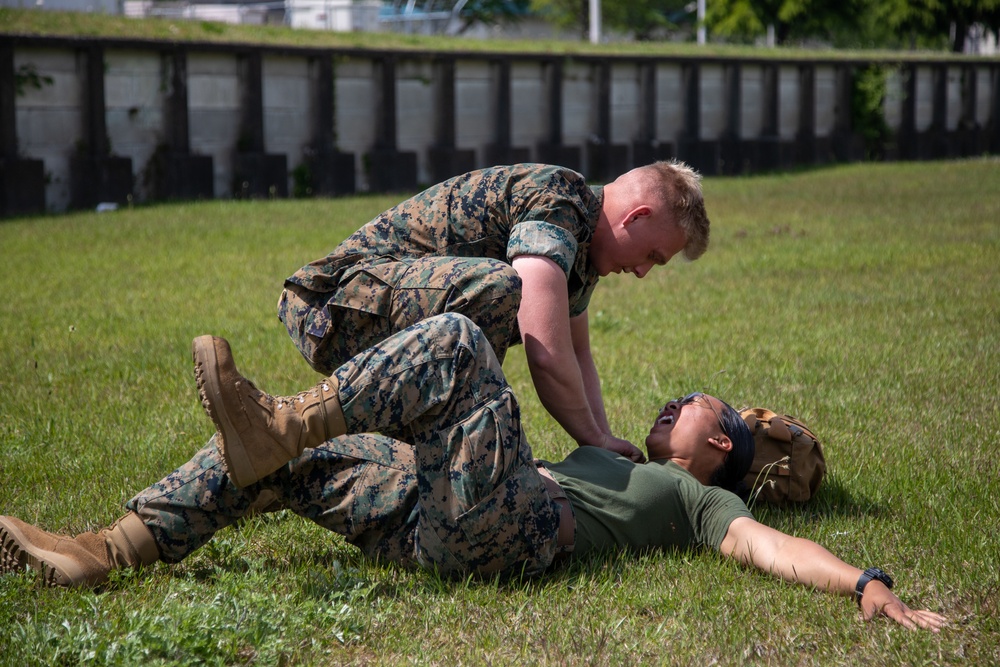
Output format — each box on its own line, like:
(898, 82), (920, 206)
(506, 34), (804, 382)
(0, 159), (998, 665)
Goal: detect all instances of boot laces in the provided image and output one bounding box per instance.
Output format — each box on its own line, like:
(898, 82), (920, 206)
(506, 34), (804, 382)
(276, 383), (331, 411)
(238, 378), (271, 405)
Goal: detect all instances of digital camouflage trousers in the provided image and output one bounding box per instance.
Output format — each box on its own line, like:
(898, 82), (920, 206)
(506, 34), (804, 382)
(127, 314), (560, 577)
(278, 255), (523, 376)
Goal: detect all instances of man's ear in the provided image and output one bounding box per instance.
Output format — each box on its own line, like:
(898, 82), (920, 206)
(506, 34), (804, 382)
(621, 205), (652, 226)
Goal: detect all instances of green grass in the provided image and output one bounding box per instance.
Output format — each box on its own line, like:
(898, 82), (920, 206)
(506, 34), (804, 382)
(1, 160), (999, 664)
(1, 6), (992, 62)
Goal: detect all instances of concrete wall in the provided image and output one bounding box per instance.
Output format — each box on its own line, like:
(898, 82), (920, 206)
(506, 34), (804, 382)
(2, 36), (998, 216)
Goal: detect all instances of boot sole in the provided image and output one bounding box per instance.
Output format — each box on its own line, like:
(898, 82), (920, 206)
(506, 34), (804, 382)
(0, 517), (91, 587)
(191, 336), (257, 488)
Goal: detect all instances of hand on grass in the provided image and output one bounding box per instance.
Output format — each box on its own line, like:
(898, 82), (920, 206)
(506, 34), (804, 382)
(861, 581), (948, 632)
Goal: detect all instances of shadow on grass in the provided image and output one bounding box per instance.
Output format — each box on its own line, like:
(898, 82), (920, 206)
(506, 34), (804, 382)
(751, 476), (886, 521)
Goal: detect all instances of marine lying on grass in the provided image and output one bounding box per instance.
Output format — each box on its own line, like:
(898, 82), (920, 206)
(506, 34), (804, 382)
(0, 314), (946, 633)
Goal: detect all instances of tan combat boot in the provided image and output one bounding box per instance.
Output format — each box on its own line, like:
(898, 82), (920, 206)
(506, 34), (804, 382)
(0, 512), (160, 588)
(192, 335), (347, 488)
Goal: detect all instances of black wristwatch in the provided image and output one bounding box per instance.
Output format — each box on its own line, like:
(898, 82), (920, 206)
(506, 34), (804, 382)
(854, 567), (894, 605)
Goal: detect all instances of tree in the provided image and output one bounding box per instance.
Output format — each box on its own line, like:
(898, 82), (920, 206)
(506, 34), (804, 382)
(452, 0), (532, 34)
(530, 0), (692, 40)
(704, 0), (1000, 51)
(705, 0), (863, 45)
(868, 0), (1000, 52)
(603, 0), (693, 40)
(530, 0), (590, 37)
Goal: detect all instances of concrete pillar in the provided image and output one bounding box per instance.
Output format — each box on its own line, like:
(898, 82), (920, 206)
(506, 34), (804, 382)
(677, 61), (718, 175)
(719, 61), (743, 174)
(428, 57), (475, 183)
(537, 58), (580, 171)
(233, 50), (287, 198)
(795, 64), (818, 165)
(484, 58), (530, 166)
(898, 64), (918, 160)
(150, 49), (214, 201)
(586, 60), (628, 181)
(70, 44), (133, 209)
(831, 64), (861, 162)
(0, 41), (46, 216)
(957, 64), (981, 157)
(368, 55), (417, 192)
(303, 53), (355, 196)
(991, 65), (1000, 154)
(927, 64), (951, 158)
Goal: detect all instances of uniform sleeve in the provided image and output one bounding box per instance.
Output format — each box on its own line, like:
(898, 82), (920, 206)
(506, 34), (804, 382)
(506, 221), (579, 277)
(694, 487), (754, 551)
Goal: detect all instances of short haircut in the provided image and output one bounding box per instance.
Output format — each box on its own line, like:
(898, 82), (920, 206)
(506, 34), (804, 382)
(639, 160), (710, 261)
(708, 399), (755, 496)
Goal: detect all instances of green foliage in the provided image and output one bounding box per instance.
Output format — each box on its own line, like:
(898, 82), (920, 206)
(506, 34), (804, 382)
(868, 0), (1000, 51)
(13, 63), (53, 97)
(705, 0), (1000, 50)
(530, 0), (692, 40)
(530, 0), (587, 33)
(2, 161), (1000, 663)
(291, 161), (314, 198)
(706, 0), (864, 45)
(602, 0), (691, 40)
(850, 65), (893, 159)
(458, 0), (531, 30)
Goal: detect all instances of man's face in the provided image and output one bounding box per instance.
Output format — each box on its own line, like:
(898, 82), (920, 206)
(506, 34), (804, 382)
(645, 392), (727, 462)
(589, 212), (687, 279)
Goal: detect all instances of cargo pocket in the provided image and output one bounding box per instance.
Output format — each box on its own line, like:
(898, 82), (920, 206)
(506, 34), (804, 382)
(326, 259), (409, 318)
(452, 463), (557, 575)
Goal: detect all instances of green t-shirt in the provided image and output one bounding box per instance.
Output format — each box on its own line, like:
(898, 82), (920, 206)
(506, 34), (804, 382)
(544, 447), (754, 557)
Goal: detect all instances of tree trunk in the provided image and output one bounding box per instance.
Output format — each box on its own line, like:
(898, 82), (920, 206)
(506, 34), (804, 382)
(951, 20), (968, 53)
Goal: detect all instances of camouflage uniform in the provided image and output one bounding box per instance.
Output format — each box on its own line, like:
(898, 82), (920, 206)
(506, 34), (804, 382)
(127, 314), (561, 577)
(280, 164), (603, 375)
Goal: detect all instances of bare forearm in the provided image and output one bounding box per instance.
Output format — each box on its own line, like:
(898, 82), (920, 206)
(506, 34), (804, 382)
(524, 339), (604, 447)
(576, 350), (611, 435)
(754, 534), (861, 596)
(721, 518), (947, 631)
(571, 315), (611, 435)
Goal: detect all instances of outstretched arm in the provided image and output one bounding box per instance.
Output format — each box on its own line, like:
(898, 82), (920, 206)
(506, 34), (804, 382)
(512, 255), (643, 461)
(719, 517), (946, 632)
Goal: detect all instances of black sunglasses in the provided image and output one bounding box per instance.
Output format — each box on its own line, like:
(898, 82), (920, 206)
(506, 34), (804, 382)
(673, 392), (728, 435)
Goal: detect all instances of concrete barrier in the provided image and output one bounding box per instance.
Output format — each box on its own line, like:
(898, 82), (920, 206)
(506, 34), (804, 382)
(1, 35), (997, 215)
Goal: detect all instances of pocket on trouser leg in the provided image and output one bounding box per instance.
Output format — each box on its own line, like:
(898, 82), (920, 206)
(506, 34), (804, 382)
(414, 463), (559, 577)
(277, 285), (341, 374)
(393, 257), (521, 360)
(308, 262), (408, 373)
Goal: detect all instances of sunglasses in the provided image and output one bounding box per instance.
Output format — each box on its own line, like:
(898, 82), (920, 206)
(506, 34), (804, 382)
(673, 392), (728, 436)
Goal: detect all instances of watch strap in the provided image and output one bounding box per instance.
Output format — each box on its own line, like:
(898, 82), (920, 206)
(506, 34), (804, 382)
(854, 567), (894, 604)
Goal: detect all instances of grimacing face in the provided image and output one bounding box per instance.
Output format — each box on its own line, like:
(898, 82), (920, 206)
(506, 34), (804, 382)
(644, 393), (730, 462)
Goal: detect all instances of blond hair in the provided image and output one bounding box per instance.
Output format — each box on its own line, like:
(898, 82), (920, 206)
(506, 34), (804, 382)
(628, 160), (710, 261)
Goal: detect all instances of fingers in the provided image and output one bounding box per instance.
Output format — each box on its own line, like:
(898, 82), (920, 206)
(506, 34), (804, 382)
(909, 609), (948, 632)
(878, 601), (918, 630)
(626, 446), (647, 464)
(867, 599), (948, 633)
(602, 436), (646, 463)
